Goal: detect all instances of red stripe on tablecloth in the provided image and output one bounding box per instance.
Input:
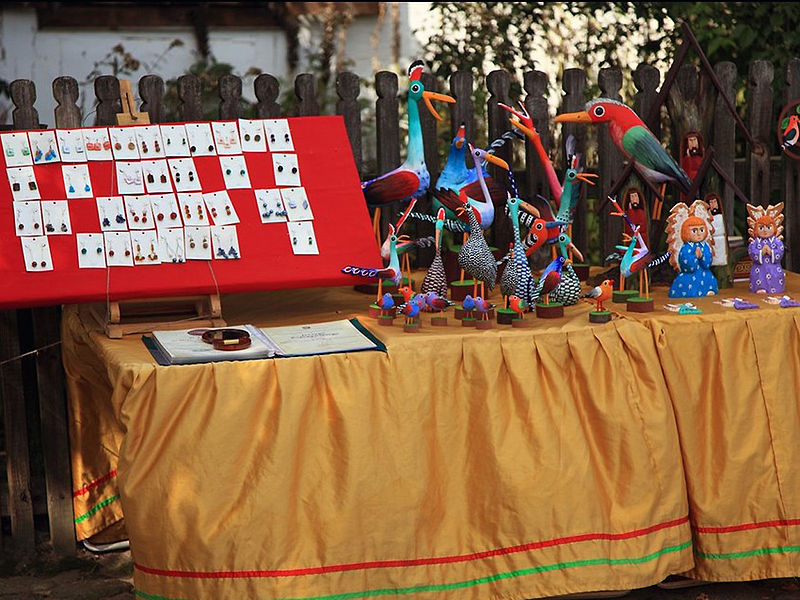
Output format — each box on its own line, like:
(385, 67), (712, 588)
(73, 469), (117, 497)
(695, 518), (800, 534)
(134, 515), (689, 579)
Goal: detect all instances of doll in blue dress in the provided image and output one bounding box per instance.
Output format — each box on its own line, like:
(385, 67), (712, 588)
(667, 200), (718, 298)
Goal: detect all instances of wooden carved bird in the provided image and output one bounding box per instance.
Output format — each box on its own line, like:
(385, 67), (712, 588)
(399, 300), (421, 325)
(508, 294), (529, 317)
(501, 195), (536, 306)
(456, 200), (497, 298)
(420, 208), (449, 297)
(534, 256), (567, 304)
(585, 279), (614, 312)
(473, 296), (495, 320)
(341, 223), (408, 302)
(555, 98), (691, 192)
(362, 60), (455, 239)
(423, 291), (455, 312)
(549, 232), (584, 306)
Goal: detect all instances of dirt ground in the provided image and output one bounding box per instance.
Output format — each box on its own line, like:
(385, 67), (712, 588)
(1, 549), (799, 600)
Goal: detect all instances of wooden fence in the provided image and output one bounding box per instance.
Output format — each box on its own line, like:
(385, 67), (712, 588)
(1, 59), (799, 555)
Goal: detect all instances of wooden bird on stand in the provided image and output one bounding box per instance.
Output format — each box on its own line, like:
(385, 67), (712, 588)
(341, 222), (409, 302)
(585, 280), (614, 313)
(420, 208), (449, 297)
(456, 200), (497, 299)
(361, 60), (455, 242)
(555, 98), (691, 220)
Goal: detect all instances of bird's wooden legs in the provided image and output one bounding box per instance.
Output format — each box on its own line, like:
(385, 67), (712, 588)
(376, 279), (383, 304)
(643, 269), (650, 297)
(459, 232), (467, 282)
(619, 270), (625, 293)
(480, 281), (485, 298)
(653, 184), (667, 221)
(401, 253), (411, 287)
(372, 207), (382, 245)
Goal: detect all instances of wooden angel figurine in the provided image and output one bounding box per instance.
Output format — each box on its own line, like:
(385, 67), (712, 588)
(666, 200), (718, 298)
(747, 203), (785, 294)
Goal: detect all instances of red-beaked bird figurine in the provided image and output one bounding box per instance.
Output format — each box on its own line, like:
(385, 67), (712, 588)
(508, 295), (529, 317)
(585, 279), (614, 313)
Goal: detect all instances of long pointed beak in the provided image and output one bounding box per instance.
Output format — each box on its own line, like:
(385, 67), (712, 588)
(509, 117), (536, 139)
(576, 172), (598, 185)
(397, 234), (411, 243)
(568, 243), (584, 263)
(554, 111), (592, 124)
(422, 90), (455, 121)
(518, 201), (540, 217)
(482, 152), (509, 171)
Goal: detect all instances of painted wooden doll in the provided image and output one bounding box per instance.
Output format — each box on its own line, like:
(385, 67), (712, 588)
(747, 203), (785, 294)
(706, 193), (729, 267)
(666, 200), (718, 298)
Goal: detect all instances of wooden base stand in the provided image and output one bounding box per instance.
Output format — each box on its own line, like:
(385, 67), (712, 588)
(403, 320), (421, 333)
(496, 308), (516, 325)
(431, 316), (448, 327)
(368, 304), (381, 318)
(377, 315), (395, 326)
(511, 317), (529, 328)
(589, 310), (613, 323)
(612, 289), (639, 304)
(91, 294), (225, 339)
(461, 317), (476, 327)
(627, 297), (655, 313)
(536, 302), (564, 319)
(449, 280), (477, 302)
(475, 319), (493, 330)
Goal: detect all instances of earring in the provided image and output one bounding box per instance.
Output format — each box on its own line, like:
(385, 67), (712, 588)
(228, 246), (238, 258)
(190, 145), (196, 153)
(34, 145), (42, 162)
(147, 172), (155, 184)
(154, 140), (160, 153)
(29, 180), (38, 191)
(175, 172), (181, 183)
(211, 207), (218, 218)
(189, 237), (196, 249)
(270, 134), (276, 143)
(160, 173), (167, 184)
(244, 133), (250, 142)
(157, 212), (164, 221)
(277, 165), (283, 173)
(84, 182), (91, 192)
(225, 205), (231, 216)
(170, 211), (178, 220)
(188, 171), (195, 182)
(5, 146), (14, 157)
(197, 205), (204, 220)
(202, 238), (208, 249)
(102, 217), (111, 227)
(141, 141), (148, 154)
(12, 181), (20, 192)
(239, 169), (246, 177)
(67, 176), (75, 194)
(216, 247), (227, 258)
(115, 141), (122, 150)
(254, 134), (261, 142)
(116, 213), (126, 224)
(127, 141), (135, 151)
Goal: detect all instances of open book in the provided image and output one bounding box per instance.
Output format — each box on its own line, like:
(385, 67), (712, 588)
(144, 318), (385, 365)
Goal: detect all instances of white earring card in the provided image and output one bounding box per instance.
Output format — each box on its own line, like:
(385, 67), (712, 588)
(14, 201), (43, 236)
(56, 129), (87, 163)
(168, 158), (201, 192)
(219, 155), (251, 189)
(2, 132), (34, 167)
(76, 233), (106, 268)
(141, 159), (173, 194)
(130, 230), (161, 265)
(158, 228), (186, 264)
(124, 195), (156, 230)
(255, 189), (287, 223)
(8, 166), (40, 201)
(28, 130), (61, 164)
(83, 128), (113, 161)
(135, 125), (166, 159)
(104, 231), (134, 267)
(185, 123), (216, 156)
(21, 236), (53, 272)
(149, 194), (182, 230)
(279, 187), (313, 221)
(109, 127), (140, 160)
(272, 153), (301, 187)
(184, 226), (212, 260)
(238, 119), (266, 153)
(41, 200), (72, 235)
(115, 161), (144, 195)
(287, 221), (319, 255)
(177, 192), (209, 227)
(264, 119), (294, 152)
(62, 163), (94, 199)
(203, 191), (239, 226)
(211, 122), (242, 155)
(160, 125), (191, 157)
(211, 225), (241, 260)
(96, 196), (128, 231)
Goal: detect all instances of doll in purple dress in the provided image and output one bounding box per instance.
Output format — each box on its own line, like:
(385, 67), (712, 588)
(747, 203), (785, 294)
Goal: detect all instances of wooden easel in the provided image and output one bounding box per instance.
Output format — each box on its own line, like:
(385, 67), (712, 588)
(95, 80), (225, 338)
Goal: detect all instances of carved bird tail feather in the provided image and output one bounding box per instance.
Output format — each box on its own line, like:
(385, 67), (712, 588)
(406, 211), (468, 232)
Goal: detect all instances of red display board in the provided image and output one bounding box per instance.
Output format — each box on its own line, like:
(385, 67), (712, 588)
(0, 116), (380, 309)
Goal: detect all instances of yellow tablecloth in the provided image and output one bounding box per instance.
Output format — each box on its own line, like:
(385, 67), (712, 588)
(61, 275), (800, 599)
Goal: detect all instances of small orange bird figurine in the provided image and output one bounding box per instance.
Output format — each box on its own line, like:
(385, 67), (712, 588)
(397, 285), (414, 303)
(585, 279), (614, 312)
(508, 295), (529, 317)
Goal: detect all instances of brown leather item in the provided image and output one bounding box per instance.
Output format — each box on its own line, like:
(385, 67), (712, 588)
(201, 328), (251, 351)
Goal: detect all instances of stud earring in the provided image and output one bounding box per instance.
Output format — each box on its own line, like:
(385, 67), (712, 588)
(127, 141), (135, 151)
(190, 145), (197, 153)
(115, 141), (122, 150)
(277, 165), (283, 172)
(189, 237), (196, 249)
(202, 238), (208, 249)
(29, 180), (38, 191)
(5, 146), (14, 157)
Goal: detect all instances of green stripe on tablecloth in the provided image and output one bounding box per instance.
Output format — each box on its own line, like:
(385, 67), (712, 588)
(696, 544), (800, 560)
(74, 494), (119, 523)
(135, 591), (187, 600)
(280, 540), (692, 600)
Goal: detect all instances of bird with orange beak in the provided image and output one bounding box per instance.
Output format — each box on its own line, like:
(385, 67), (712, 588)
(361, 60), (455, 239)
(555, 98), (692, 193)
(585, 279), (614, 313)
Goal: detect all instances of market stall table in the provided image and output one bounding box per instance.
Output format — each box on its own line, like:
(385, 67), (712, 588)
(61, 275), (800, 599)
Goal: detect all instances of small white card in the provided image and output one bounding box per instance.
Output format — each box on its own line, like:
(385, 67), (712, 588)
(21, 236), (53, 272)
(141, 159), (173, 193)
(160, 124), (191, 157)
(134, 125), (165, 159)
(82, 128), (113, 160)
(96, 196), (128, 231)
(280, 187), (313, 221)
(56, 129), (87, 162)
(287, 221), (319, 255)
(203, 190), (239, 225)
(130, 230), (161, 265)
(115, 161), (144, 195)
(103, 231), (134, 267)
(255, 188), (288, 223)
(264, 119), (294, 152)
(109, 127), (140, 160)
(124, 195), (156, 229)
(76, 232), (106, 268)
(7, 166), (40, 201)
(211, 121), (242, 155)
(62, 163), (93, 198)
(177, 192), (209, 226)
(238, 119), (266, 152)
(211, 225), (241, 260)
(41, 200), (72, 235)
(168, 158), (201, 192)
(184, 226), (212, 260)
(14, 201), (43, 236)
(219, 155), (251, 189)
(158, 227), (186, 264)
(185, 123), (216, 156)
(28, 130), (60, 164)
(272, 153), (300, 186)
(149, 193), (182, 230)
(2, 132), (34, 166)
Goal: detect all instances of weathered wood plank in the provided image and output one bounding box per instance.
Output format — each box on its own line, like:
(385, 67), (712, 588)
(784, 58), (800, 272)
(559, 68), (588, 254)
(486, 69), (512, 252)
(94, 76), (121, 126)
(177, 74), (203, 122)
(218, 74), (242, 120)
(52, 77), (82, 128)
(336, 72), (362, 176)
(598, 68), (624, 261)
(523, 70), (551, 200)
(11, 80), (40, 129)
(138, 75), (166, 124)
(713, 62), (738, 234)
(633, 64), (661, 137)
(254, 74), (281, 119)
(449, 70), (475, 158)
(746, 60), (773, 207)
(294, 74), (319, 117)
(375, 71), (401, 239)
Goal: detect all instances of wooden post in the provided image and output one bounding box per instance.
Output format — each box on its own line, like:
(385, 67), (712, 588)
(598, 67), (624, 261)
(560, 68), (588, 254)
(486, 69), (512, 252)
(177, 74), (203, 122)
(375, 71), (401, 240)
(449, 70), (475, 162)
(94, 75), (122, 126)
(713, 62), (738, 234)
(523, 69), (551, 200)
(254, 74), (281, 118)
(294, 73), (320, 117)
(138, 75), (166, 124)
(633, 64), (661, 136)
(747, 60), (773, 207)
(336, 72), (362, 176)
(53, 77), (81, 129)
(218, 74), (242, 120)
(785, 59), (800, 272)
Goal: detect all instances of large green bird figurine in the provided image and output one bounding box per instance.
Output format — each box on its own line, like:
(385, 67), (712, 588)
(555, 98), (692, 193)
